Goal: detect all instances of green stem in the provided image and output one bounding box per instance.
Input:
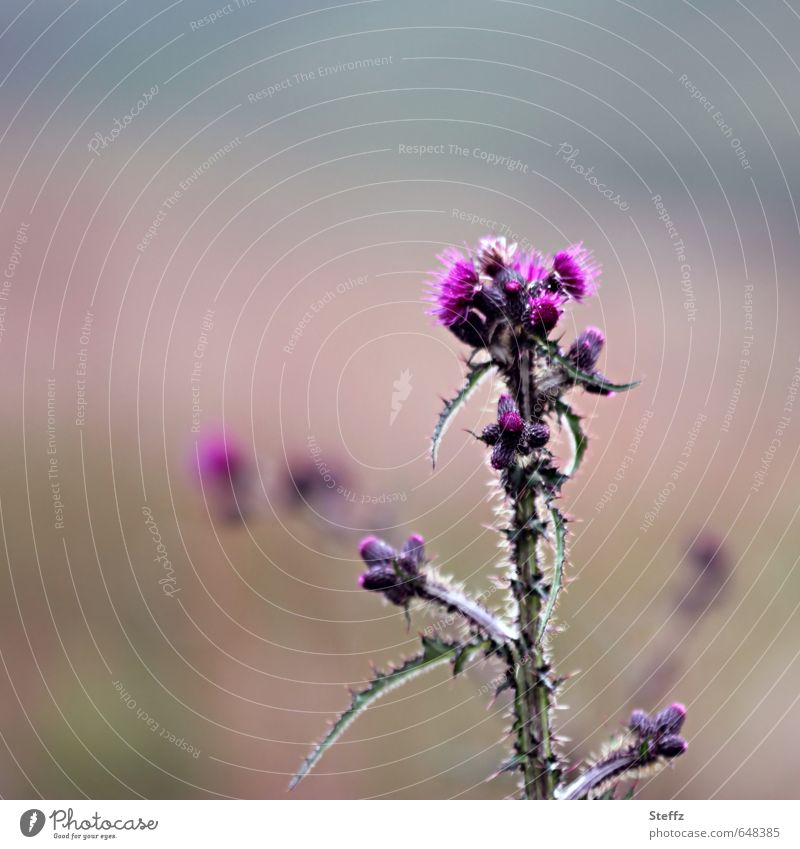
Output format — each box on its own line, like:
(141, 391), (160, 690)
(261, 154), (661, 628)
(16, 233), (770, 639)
(513, 492), (557, 799)
(510, 351), (557, 799)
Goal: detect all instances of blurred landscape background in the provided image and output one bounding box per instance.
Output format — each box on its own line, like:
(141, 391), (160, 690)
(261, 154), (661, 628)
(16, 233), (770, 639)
(0, 0), (799, 799)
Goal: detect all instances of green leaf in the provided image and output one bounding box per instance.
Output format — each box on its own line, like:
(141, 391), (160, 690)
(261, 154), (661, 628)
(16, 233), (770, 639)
(289, 636), (463, 789)
(537, 507), (566, 642)
(452, 640), (492, 676)
(538, 341), (640, 393)
(431, 360), (495, 468)
(556, 400), (588, 477)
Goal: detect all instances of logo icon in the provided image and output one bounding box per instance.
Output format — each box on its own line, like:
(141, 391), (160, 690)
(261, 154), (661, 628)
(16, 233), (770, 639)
(390, 369), (413, 425)
(20, 809), (45, 837)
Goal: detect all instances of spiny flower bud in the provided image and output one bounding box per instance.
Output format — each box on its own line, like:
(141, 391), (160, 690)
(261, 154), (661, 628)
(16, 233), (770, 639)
(359, 535), (396, 566)
(481, 395), (549, 469)
(560, 703), (688, 799)
(527, 292), (563, 335)
(400, 533), (426, 571)
(653, 702), (687, 736)
(628, 708), (652, 737)
(551, 243), (599, 301)
(520, 421), (550, 450)
(629, 703), (688, 761)
(358, 566), (397, 592)
(655, 734), (688, 758)
(357, 534), (426, 606)
(569, 326), (605, 372)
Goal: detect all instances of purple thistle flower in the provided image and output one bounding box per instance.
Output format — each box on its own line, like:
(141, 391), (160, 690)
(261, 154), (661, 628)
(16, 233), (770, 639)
(569, 326), (605, 372)
(512, 250), (549, 285)
(481, 394), (550, 469)
(527, 291), (564, 335)
(428, 247), (480, 326)
(551, 243), (600, 301)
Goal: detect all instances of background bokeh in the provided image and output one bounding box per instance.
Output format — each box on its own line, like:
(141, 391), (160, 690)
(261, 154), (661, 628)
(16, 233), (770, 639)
(0, 0), (798, 800)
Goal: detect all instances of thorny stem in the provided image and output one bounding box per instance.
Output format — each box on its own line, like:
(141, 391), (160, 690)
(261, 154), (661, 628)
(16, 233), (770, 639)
(418, 578), (518, 644)
(510, 352), (558, 800)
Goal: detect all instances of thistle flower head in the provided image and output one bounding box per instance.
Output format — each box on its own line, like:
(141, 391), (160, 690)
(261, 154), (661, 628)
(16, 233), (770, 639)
(526, 291), (564, 335)
(551, 243), (600, 301)
(512, 250), (549, 285)
(428, 247), (480, 326)
(481, 394), (550, 469)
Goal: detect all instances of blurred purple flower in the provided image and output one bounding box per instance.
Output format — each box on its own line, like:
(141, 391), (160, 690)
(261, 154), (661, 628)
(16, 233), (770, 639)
(678, 532), (729, 617)
(192, 431), (250, 523)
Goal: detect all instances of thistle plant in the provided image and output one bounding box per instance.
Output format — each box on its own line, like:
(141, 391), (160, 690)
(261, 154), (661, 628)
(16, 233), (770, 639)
(291, 236), (687, 799)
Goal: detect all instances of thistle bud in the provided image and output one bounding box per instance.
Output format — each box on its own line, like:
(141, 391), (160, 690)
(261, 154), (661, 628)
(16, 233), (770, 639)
(629, 708), (652, 736)
(400, 533), (426, 571)
(359, 535), (396, 566)
(569, 327), (605, 372)
(655, 734), (688, 759)
(358, 566), (397, 592)
(653, 702), (687, 736)
(480, 422), (502, 445)
(521, 421), (550, 451)
(527, 293), (563, 335)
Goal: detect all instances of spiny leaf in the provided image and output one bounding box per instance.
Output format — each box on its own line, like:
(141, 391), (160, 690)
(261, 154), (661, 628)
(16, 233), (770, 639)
(555, 399), (587, 477)
(537, 507), (566, 642)
(420, 577), (518, 644)
(289, 636), (462, 789)
(431, 360), (495, 468)
(538, 341), (640, 393)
